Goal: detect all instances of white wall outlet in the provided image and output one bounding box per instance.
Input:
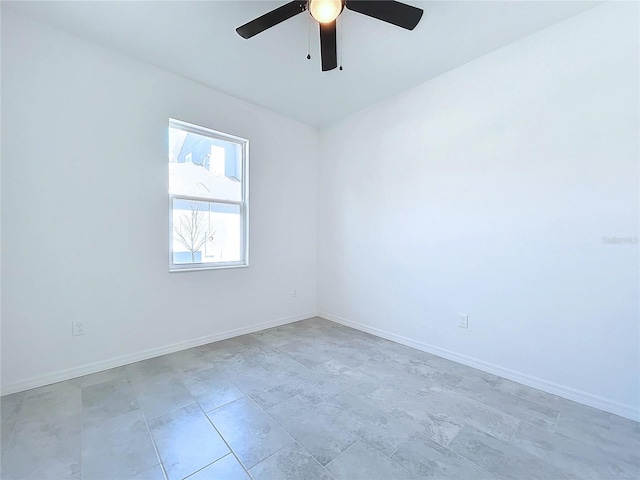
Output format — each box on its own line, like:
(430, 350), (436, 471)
(72, 322), (85, 336)
(292, 289), (298, 298)
(458, 314), (469, 329)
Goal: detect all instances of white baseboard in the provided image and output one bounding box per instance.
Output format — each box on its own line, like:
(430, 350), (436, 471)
(319, 312), (640, 422)
(1, 311), (317, 396)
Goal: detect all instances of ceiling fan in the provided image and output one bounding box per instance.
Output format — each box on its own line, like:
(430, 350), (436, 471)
(236, 0), (423, 71)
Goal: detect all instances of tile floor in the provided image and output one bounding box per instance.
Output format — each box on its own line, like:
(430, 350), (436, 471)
(1, 317), (638, 480)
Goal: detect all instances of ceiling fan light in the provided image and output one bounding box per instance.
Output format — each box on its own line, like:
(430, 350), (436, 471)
(309, 0), (343, 24)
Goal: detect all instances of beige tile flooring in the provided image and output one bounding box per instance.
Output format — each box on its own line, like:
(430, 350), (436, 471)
(1, 317), (639, 479)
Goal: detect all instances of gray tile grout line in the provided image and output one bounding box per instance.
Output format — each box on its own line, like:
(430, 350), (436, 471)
(221, 383), (334, 478)
(256, 406), (335, 477)
(322, 437), (363, 470)
(443, 425), (504, 479)
(201, 402), (257, 479)
(387, 430), (419, 458)
(211, 387), (296, 471)
(507, 419), (522, 446)
(203, 395), (280, 479)
(180, 451), (234, 480)
(354, 430), (422, 480)
(124, 371), (169, 480)
(365, 439), (422, 480)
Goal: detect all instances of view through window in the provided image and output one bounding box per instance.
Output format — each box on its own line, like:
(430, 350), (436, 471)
(169, 119), (248, 271)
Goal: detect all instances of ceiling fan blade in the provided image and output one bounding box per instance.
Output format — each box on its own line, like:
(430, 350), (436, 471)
(346, 1), (423, 30)
(236, 1), (307, 39)
(319, 20), (338, 71)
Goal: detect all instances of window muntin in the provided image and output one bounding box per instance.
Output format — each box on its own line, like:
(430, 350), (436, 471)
(169, 119), (248, 271)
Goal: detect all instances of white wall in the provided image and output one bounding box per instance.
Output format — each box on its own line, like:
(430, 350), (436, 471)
(318, 2), (639, 420)
(3, 3), (639, 421)
(1, 10), (318, 392)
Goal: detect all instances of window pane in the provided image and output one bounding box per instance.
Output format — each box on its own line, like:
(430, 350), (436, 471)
(172, 199), (242, 265)
(169, 126), (242, 202)
(205, 203), (242, 263)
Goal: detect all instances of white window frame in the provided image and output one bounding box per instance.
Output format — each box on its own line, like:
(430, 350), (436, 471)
(169, 119), (249, 272)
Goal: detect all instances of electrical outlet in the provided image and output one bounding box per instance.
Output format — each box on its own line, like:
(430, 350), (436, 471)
(292, 289), (298, 298)
(458, 314), (468, 329)
(72, 322), (85, 336)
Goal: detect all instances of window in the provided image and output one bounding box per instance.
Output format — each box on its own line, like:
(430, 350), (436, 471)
(168, 119), (248, 271)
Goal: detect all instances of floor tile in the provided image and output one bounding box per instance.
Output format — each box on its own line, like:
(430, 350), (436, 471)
(448, 424), (571, 480)
(267, 395), (360, 466)
(83, 409), (159, 480)
(78, 366), (131, 388)
(391, 357), (465, 390)
(276, 340), (335, 368)
(168, 346), (215, 371)
(231, 366), (298, 409)
(1, 426), (14, 462)
(232, 352), (336, 408)
(250, 442), (334, 480)
(512, 420), (639, 479)
(321, 391), (415, 455)
(228, 334), (273, 355)
(267, 361), (342, 404)
(15, 382), (82, 425)
(496, 377), (606, 424)
(391, 432), (497, 479)
(365, 385), (465, 446)
(326, 441), (415, 480)
(181, 367), (245, 412)
(311, 359), (380, 396)
(1, 412), (82, 479)
(185, 453), (250, 480)
(355, 359), (427, 395)
(553, 406), (639, 466)
(82, 378), (139, 426)
(250, 325), (302, 348)
(127, 464), (167, 480)
(453, 375), (559, 431)
(127, 357), (174, 380)
(416, 385), (521, 443)
(1, 392), (24, 460)
(611, 413), (640, 435)
(241, 349), (302, 371)
(207, 397), (293, 469)
(130, 373), (196, 420)
(197, 341), (244, 366)
(608, 415), (640, 466)
(149, 403), (229, 480)
(1, 392), (24, 426)
(318, 342), (370, 369)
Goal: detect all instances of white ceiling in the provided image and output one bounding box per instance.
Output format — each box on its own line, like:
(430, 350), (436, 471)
(4, 0), (600, 127)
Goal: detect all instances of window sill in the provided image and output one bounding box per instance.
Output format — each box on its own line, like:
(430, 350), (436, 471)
(169, 263), (249, 273)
